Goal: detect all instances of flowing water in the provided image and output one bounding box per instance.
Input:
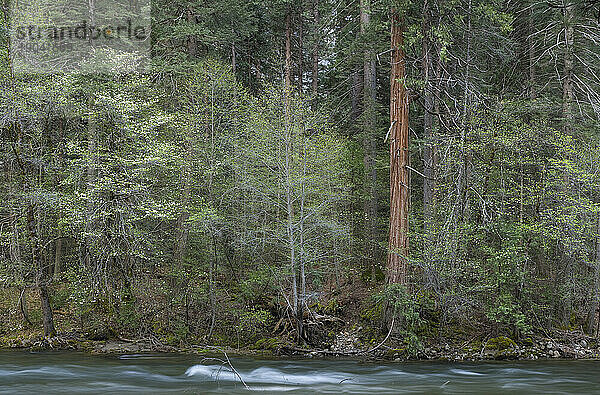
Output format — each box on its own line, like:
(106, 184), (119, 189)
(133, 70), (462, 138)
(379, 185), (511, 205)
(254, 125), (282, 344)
(0, 351), (599, 394)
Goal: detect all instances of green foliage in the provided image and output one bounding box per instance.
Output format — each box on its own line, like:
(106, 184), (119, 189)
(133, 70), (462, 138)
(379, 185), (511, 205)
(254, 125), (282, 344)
(376, 284), (424, 355)
(235, 308), (274, 342)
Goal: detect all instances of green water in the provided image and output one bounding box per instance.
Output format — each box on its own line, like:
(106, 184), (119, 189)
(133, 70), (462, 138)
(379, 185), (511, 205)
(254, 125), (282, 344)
(0, 351), (599, 394)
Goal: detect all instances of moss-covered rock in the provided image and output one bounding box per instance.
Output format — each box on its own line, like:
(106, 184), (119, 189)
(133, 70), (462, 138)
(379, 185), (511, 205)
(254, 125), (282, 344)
(253, 337), (282, 350)
(521, 337), (534, 347)
(486, 336), (517, 351)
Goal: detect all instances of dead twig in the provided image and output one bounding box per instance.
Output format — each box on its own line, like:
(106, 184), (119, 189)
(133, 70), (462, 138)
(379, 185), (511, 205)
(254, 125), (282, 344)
(360, 317), (395, 355)
(204, 346), (250, 390)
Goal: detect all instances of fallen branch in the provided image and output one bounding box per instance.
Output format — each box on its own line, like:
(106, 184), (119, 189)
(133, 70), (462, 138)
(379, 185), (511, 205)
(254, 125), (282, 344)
(360, 317), (395, 355)
(204, 346), (250, 390)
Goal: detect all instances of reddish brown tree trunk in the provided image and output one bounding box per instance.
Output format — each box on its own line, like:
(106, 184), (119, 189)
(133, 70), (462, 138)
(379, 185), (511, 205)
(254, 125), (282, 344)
(387, 10), (409, 286)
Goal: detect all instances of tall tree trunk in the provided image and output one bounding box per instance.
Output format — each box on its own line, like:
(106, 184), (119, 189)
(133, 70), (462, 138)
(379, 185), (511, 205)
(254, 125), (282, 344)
(422, 0), (436, 237)
(206, 79), (219, 340)
(562, 3), (574, 133)
(298, 130), (308, 341)
(458, 0), (472, 220)
(387, 10), (409, 286)
(174, 121), (192, 278)
(297, 5), (304, 92)
(173, 147), (190, 286)
(283, 11), (299, 336)
(84, 93), (97, 276)
(350, 69), (363, 260)
(361, 0), (378, 280)
(285, 10), (292, 96)
(559, 3), (575, 327)
(528, 3), (537, 100)
(286, 131), (298, 332)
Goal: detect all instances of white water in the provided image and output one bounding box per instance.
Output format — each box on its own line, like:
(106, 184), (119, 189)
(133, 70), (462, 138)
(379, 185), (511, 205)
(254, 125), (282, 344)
(1, 352), (599, 394)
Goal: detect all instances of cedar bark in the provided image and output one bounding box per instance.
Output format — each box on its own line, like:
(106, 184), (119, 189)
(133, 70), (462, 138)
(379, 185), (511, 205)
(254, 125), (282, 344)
(387, 10), (409, 285)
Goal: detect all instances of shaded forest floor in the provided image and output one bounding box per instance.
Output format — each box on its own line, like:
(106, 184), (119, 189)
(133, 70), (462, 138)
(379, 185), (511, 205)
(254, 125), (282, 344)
(1, 285), (599, 361)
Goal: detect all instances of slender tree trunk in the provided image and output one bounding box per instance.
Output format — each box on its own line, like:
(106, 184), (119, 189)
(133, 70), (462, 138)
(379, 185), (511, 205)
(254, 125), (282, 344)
(562, 3), (574, 133)
(350, 68), (362, 260)
(298, 5), (304, 92)
(206, 79), (218, 340)
(187, 7), (197, 57)
(298, 130), (307, 341)
(458, 0), (472, 220)
(174, 129), (191, 278)
(587, 213), (600, 335)
(351, 71), (362, 120)
(54, 236), (62, 280)
(19, 288), (33, 326)
(361, 0), (378, 280)
(232, 41), (236, 75)
(283, 15), (299, 336)
(422, 0), (436, 237)
(387, 10), (409, 286)
(285, 10), (292, 96)
(84, 93), (97, 277)
(528, 4), (536, 100)
(286, 143), (298, 319)
(27, 205), (56, 337)
(559, 3), (575, 326)
(39, 285), (55, 337)
(207, 234), (217, 340)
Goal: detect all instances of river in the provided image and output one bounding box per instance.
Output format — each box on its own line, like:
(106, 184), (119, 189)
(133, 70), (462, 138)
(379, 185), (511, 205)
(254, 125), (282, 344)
(0, 351), (599, 394)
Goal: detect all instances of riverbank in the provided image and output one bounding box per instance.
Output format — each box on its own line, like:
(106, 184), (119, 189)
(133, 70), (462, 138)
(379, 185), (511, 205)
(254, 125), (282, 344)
(2, 328), (599, 362)
(3, 286), (600, 362)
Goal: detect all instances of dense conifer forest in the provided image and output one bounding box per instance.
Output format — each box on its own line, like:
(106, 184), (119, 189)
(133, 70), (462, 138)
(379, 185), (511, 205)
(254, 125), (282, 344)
(2, 0), (600, 358)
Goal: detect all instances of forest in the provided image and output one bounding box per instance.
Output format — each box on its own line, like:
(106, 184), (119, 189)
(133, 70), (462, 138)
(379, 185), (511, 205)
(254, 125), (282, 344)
(1, 0), (600, 359)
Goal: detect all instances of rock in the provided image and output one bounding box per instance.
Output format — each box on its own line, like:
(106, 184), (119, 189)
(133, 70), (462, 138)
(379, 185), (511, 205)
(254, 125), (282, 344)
(487, 336), (517, 351)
